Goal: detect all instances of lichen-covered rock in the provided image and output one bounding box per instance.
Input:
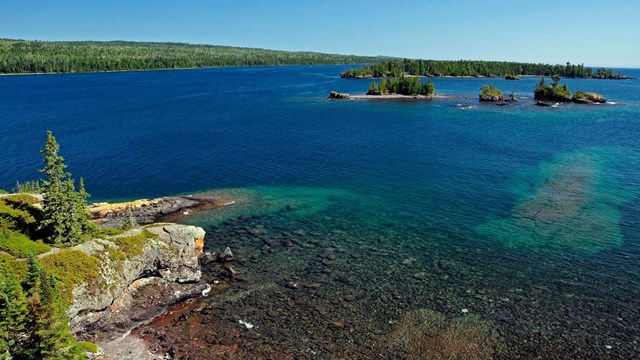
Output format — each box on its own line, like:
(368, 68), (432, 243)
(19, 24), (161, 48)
(66, 223), (207, 340)
(572, 91), (606, 104)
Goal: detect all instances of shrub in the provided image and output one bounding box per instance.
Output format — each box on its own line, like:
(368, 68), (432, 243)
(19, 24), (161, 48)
(78, 341), (98, 353)
(0, 231), (50, 257)
(40, 249), (100, 304)
(107, 229), (156, 262)
(0, 252), (28, 278)
(480, 84), (504, 98)
(12, 180), (41, 194)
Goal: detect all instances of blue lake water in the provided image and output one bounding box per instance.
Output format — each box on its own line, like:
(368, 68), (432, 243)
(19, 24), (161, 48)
(1, 66), (640, 358)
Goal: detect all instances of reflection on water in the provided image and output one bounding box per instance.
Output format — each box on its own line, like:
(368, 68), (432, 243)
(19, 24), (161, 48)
(477, 148), (638, 253)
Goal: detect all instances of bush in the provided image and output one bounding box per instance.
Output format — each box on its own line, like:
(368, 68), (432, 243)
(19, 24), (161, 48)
(0, 252), (28, 277)
(0, 231), (50, 257)
(108, 229), (156, 261)
(40, 249), (100, 304)
(0, 196), (41, 237)
(78, 341), (98, 353)
(12, 180), (41, 194)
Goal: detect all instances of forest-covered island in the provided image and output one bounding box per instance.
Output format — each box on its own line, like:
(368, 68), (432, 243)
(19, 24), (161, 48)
(0, 39), (392, 74)
(341, 59), (629, 79)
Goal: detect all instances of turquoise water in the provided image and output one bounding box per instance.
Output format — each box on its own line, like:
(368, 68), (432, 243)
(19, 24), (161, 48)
(1, 66), (640, 357)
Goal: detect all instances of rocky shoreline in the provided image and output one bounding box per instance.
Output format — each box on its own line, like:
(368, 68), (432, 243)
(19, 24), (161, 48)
(349, 93), (454, 100)
(89, 194), (235, 228)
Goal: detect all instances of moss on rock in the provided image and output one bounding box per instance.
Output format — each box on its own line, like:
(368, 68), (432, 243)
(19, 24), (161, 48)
(41, 249), (100, 304)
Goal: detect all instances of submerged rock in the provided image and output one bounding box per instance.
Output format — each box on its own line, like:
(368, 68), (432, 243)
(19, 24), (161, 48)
(387, 308), (502, 360)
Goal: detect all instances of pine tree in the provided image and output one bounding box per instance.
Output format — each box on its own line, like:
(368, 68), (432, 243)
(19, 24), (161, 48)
(0, 265), (29, 358)
(38, 131), (92, 245)
(122, 206), (137, 230)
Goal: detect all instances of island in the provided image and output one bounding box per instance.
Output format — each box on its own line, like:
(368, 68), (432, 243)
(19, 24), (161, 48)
(534, 76), (572, 102)
(479, 84), (504, 101)
(366, 77), (435, 96)
(340, 59), (628, 79)
(534, 76), (607, 105)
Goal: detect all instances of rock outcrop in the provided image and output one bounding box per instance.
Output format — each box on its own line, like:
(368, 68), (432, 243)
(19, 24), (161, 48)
(479, 94), (504, 102)
(89, 195), (234, 228)
(571, 91), (606, 104)
(66, 224), (207, 341)
(329, 91), (350, 99)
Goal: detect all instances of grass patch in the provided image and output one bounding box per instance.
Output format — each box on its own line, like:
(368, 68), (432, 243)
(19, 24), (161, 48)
(0, 252), (28, 278)
(77, 341), (98, 353)
(106, 229), (157, 262)
(41, 249), (100, 304)
(0, 230), (50, 257)
(95, 227), (124, 239)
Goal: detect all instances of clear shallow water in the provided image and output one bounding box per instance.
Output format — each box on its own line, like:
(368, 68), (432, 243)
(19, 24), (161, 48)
(2, 66), (640, 358)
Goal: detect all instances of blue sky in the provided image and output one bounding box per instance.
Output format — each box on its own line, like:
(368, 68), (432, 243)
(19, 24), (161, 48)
(1, 0), (639, 67)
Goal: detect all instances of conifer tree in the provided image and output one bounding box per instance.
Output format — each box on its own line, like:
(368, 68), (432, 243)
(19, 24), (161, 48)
(38, 131), (92, 245)
(0, 265), (29, 358)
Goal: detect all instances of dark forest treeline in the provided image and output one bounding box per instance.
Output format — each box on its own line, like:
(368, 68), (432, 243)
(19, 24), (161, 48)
(341, 59), (628, 79)
(0, 39), (391, 74)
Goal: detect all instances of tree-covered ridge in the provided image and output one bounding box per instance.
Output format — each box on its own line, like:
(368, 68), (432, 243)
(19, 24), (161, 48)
(0, 39), (392, 74)
(367, 77), (435, 96)
(341, 59), (628, 79)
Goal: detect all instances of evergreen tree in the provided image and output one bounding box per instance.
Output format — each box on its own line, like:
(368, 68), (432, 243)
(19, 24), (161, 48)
(38, 131), (92, 245)
(0, 265), (29, 358)
(121, 206), (137, 230)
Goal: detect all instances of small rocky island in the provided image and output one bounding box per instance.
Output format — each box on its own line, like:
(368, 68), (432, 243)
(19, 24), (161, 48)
(534, 76), (607, 105)
(479, 84), (504, 101)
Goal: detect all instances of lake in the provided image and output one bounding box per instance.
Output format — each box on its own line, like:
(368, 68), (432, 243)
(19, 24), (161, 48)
(1, 66), (639, 358)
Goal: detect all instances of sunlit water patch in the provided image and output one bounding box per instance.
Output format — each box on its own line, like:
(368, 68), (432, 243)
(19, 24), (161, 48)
(477, 148), (638, 253)
(180, 186), (358, 227)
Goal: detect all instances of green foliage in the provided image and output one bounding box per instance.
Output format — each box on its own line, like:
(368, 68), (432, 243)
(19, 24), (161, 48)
(13, 180), (41, 194)
(367, 76), (435, 96)
(121, 206), (138, 230)
(95, 227), (124, 239)
(367, 81), (380, 95)
(0, 39), (391, 74)
(0, 190), (6, 194)
(77, 341), (98, 353)
(0, 194), (42, 242)
(40, 250), (100, 305)
(38, 131), (93, 246)
(593, 67), (628, 79)
(107, 229), (156, 262)
(0, 258), (86, 359)
(341, 59), (625, 79)
(0, 253), (28, 278)
(480, 84), (504, 98)
(534, 77), (572, 101)
(0, 264), (29, 356)
(0, 231), (50, 257)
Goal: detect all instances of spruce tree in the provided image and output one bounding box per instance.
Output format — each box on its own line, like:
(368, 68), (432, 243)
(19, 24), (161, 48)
(38, 131), (92, 245)
(0, 265), (29, 358)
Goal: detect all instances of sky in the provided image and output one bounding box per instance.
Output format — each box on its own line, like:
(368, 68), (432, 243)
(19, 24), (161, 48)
(1, 0), (639, 68)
